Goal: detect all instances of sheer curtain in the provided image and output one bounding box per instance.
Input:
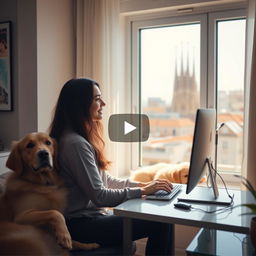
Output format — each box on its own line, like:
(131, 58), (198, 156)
(74, 0), (126, 176)
(243, 0), (256, 186)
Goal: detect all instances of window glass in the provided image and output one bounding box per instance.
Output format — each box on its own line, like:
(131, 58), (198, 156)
(140, 24), (200, 165)
(216, 19), (246, 173)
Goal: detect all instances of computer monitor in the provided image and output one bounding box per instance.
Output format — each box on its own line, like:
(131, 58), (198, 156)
(178, 108), (232, 205)
(186, 108), (216, 195)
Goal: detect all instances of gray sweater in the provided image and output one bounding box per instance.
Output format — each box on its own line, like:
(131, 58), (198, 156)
(58, 130), (141, 219)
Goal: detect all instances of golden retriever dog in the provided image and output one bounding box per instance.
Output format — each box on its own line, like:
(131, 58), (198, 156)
(130, 163), (167, 183)
(130, 162), (206, 184)
(0, 132), (99, 255)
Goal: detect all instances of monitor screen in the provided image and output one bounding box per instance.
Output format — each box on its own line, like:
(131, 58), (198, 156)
(186, 108), (216, 194)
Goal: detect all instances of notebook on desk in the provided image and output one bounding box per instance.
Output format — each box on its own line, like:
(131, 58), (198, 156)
(146, 184), (182, 201)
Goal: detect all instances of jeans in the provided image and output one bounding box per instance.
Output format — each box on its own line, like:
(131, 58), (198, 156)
(66, 215), (174, 256)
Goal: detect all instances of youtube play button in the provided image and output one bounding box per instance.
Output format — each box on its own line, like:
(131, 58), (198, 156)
(108, 114), (150, 142)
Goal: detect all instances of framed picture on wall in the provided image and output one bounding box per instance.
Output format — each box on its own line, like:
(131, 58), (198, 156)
(0, 21), (12, 111)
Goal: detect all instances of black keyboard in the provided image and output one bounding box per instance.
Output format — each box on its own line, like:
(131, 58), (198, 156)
(146, 184), (182, 201)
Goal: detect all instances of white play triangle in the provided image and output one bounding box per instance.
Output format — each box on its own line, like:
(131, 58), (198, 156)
(124, 121), (136, 135)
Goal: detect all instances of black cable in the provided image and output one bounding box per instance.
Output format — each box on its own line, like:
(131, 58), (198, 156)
(192, 162), (234, 214)
(191, 194), (234, 214)
(210, 161), (234, 203)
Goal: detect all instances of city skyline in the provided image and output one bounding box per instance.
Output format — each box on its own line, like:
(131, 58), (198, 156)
(140, 19), (245, 106)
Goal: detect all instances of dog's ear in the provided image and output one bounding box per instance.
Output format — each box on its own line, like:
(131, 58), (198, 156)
(173, 169), (181, 183)
(199, 176), (206, 184)
(6, 141), (23, 175)
(179, 166), (189, 184)
(52, 138), (59, 171)
(178, 169), (184, 184)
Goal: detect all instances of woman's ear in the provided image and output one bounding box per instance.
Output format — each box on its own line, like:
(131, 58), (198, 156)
(6, 141), (23, 175)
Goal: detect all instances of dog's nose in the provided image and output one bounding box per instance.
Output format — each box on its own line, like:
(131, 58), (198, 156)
(38, 150), (49, 160)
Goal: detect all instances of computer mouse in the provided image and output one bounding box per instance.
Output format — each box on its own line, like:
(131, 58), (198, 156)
(174, 203), (192, 210)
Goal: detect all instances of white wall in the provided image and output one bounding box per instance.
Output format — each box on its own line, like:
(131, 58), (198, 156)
(37, 0), (75, 132)
(17, 0), (38, 138)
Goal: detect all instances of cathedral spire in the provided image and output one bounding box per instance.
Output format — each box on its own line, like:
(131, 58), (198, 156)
(174, 47), (178, 77)
(171, 43), (199, 117)
(173, 48), (179, 91)
(191, 47), (198, 94)
(180, 44), (184, 76)
(192, 47), (195, 77)
(186, 43), (190, 76)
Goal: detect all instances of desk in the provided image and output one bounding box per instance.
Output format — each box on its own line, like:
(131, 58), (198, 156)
(113, 185), (254, 255)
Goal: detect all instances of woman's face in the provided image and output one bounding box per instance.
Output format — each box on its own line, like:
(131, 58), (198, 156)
(90, 85), (106, 121)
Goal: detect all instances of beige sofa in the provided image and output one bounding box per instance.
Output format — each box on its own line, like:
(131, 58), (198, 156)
(0, 171), (10, 195)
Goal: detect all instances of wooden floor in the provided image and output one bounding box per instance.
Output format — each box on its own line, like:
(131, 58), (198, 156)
(133, 225), (200, 256)
(134, 238), (187, 256)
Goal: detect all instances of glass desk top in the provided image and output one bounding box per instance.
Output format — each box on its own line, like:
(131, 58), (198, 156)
(186, 228), (255, 256)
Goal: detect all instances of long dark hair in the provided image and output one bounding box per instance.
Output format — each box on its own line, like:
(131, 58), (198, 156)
(49, 78), (110, 170)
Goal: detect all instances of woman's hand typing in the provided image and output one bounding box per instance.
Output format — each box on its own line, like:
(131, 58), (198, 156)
(139, 179), (173, 195)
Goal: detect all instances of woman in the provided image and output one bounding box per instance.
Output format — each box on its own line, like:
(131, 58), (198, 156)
(49, 78), (174, 255)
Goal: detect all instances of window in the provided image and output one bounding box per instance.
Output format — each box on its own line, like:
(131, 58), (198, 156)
(216, 18), (246, 173)
(131, 9), (246, 181)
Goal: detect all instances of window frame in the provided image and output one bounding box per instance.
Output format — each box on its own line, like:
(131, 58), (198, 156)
(128, 7), (247, 185)
(208, 9), (247, 110)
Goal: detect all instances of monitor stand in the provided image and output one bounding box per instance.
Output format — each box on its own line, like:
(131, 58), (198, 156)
(177, 158), (232, 206)
(207, 157), (219, 199)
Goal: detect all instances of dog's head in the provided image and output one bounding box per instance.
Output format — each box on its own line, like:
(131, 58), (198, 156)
(178, 165), (206, 184)
(6, 133), (57, 176)
(176, 167), (189, 184)
(157, 163), (206, 184)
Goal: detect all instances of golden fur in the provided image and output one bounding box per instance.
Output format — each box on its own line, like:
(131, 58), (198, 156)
(0, 132), (99, 255)
(130, 162), (206, 184)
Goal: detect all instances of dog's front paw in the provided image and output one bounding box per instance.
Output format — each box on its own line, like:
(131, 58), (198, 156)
(84, 243), (100, 250)
(55, 229), (72, 250)
(79, 243), (100, 250)
(72, 240), (100, 251)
